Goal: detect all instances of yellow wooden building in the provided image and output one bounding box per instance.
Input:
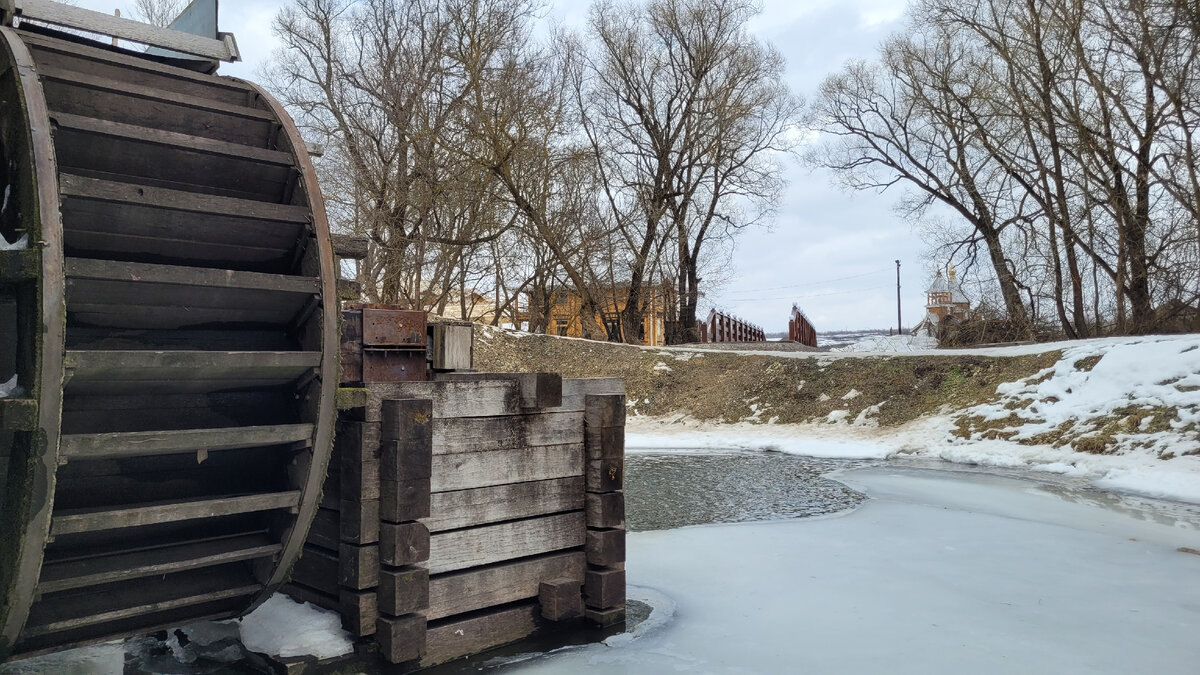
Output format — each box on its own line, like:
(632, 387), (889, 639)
(524, 285), (670, 346)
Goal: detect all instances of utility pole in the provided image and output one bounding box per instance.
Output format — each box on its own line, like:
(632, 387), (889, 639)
(895, 260), (902, 335)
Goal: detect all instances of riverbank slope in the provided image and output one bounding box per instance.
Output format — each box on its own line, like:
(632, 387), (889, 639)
(473, 326), (1200, 502)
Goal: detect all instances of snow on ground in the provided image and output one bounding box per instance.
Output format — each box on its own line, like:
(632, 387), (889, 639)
(236, 594), (353, 660)
(500, 466), (1200, 674)
(829, 332), (938, 352)
(630, 333), (1200, 504)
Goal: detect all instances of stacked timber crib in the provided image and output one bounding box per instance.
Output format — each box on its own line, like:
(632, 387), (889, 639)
(284, 308), (628, 668)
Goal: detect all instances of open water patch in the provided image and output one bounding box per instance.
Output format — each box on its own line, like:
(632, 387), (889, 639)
(625, 452), (868, 531)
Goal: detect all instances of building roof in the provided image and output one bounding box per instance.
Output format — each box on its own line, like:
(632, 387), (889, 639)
(927, 268), (969, 306)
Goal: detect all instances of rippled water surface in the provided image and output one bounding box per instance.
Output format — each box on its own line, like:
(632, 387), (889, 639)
(625, 452), (868, 531)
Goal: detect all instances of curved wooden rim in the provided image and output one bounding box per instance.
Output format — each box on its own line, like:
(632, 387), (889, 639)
(236, 79), (339, 611)
(0, 25), (65, 657)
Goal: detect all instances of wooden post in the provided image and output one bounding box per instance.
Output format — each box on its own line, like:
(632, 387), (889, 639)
(335, 419), (382, 636)
(376, 397), (433, 663)
(582, 394), (627, 627)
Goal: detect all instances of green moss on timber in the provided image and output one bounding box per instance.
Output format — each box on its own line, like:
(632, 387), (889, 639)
(336, 387), (368, 410)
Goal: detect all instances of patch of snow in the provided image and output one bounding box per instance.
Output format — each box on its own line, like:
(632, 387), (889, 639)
(0, 232), (27, 251)
(841, 388), (861, 400)
(238, 593), (353, 660)
(629, 335), (1200, 504)
(652, 361), (672, 372)
(0, 374), (21, 398)
(831, 333), (939, 353)
(626, 417), (893, 459)
(509, 467), (1200, 674)
(825, 409), (849, 423)
(817, 393), (830, 402)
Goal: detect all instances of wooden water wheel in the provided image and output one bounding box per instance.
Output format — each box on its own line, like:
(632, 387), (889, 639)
(0, 11), (337, 660)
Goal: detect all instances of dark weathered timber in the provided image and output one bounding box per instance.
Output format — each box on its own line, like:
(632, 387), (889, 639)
(36, 533), (280, 594)
(583, 395), (627, 429)
(339, 589), (378, 638)
(290, 545), (339, 597)
(422, 603), (540, 668)
(0, 23), (68, 657)
(380, 440), (431, 483)
(331, 234), (369, 260)
(0, 398), (39, 431)
(584, 529), (625, 568)
(65, 258), (320, 294)
(338, 542), (379, 591)
(378, 567), (429, 617)
(363, 380), (519, 422)
(50, 491), (302, 536)
(16, 1), (240, 61)
(430, 412), (582, 455)
(2, 23), (340, 660)
(584, 568), (625, 610)
(340, 499), (380, 545)
(584, 604), (625, 628)
(22, 564), (259, 638)
(281, 583), (339, 613)
(376, 613), (426, 665)
(426, 512), (585, 575)
(379, 479), (430, 524)
(21, 31), (253, 105)
(340, 456), (380, 502)
(539, 578), (584, 621)
(0, 249), (40, 281)
(585, 492), (625, 529)
(59, 173), (309, 222)
(545, 378), (625, 413)
(39, 66), (274, 146)
(424, 477), (585, 533)
(585, 426), (625, 461)
(337, 279), (361, 301)
(432, 444), (583, 493)
(379, 522), (430, 568)
(434, 372), (564, 410)
(380, 398), (433, 443)
(306, 508), (340, 551)
(62, 350), (321, 395)
(59, 424), (314, 461)
(425, 552), (585, 622)
(52, 113), (294, 201)
(586, 458), (624, 493)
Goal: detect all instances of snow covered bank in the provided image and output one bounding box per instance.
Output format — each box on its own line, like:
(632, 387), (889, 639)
(629, 334), (1200, 504)
(502, 466), (1200, 674)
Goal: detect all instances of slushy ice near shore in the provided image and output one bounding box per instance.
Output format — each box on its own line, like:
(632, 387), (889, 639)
(500, 466), (1200, 674)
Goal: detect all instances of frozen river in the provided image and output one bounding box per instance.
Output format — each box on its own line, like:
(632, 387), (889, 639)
(6, 453), (1200, 674)
(493, 455), (1200, 675)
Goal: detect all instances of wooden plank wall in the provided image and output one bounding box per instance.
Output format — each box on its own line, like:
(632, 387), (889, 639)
(288, 375), (626, 669)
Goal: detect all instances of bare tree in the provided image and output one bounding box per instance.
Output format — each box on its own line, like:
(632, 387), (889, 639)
(580, 0), (800, 343)
(129, 0), (187, 27)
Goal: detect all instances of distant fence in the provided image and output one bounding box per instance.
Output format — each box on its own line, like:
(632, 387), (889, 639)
(788, 304), (817, 347)
(700, 310), (765, 343)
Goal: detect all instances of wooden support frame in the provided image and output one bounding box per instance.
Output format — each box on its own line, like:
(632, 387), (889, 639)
(5, 0), (240, 62)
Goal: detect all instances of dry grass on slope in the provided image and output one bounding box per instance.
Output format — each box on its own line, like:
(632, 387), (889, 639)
(472, 326), (1061, 429)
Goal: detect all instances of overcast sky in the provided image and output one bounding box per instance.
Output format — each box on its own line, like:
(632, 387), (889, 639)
(69, 0), (926, 333)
